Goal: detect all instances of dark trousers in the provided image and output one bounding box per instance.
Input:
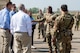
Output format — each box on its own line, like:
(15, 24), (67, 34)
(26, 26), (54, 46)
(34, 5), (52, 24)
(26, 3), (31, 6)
(11, 35), (14, 53)
(11, 35), (14, 49)
(32, 25), (36, 45)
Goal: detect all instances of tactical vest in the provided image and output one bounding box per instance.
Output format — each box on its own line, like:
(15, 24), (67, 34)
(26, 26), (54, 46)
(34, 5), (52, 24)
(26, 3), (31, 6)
(45, 13), (57, 34)
(56, 13), (74, 40)
(59, 13), (73, 31)
(37, 14), (44, 19)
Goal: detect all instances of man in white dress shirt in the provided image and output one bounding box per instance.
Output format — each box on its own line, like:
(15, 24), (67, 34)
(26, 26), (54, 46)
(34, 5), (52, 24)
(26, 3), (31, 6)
(10, 4), (32, 53)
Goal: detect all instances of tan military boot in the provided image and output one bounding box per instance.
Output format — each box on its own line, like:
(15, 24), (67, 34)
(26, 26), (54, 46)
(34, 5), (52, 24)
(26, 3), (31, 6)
(54, 50), (57, 53)
(38, 34), (40, 39)
(49, 51), (52, 53)
(49, 49), (52, 53)
(38, 37), (40, 39)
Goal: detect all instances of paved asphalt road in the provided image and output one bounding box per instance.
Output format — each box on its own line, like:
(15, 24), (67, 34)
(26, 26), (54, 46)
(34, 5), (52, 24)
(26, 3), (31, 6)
(0, 25), (80, 53)
(32, 25), (80, 53)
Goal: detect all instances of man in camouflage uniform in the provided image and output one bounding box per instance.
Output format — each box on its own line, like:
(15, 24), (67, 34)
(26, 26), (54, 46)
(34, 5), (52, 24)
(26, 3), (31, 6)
(43, 6), (58, 53)
(37, 6), (58, 53)
(52, 4), (74, 53)
(74, 12), (80, 31)
(37, 9), (45, 40)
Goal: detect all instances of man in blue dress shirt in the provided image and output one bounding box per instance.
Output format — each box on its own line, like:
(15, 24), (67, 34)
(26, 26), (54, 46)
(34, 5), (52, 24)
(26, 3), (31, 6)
(0, 2), (12, 53)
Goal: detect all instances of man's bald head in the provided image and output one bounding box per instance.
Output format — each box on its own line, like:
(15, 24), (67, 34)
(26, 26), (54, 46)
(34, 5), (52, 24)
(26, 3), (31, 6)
(18, 4), (25, 11)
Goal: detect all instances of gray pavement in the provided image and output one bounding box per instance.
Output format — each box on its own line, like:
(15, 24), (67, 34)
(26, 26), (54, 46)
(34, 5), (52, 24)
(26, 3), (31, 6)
(0, 25), (80, 53)
(32, 26), (80, 53)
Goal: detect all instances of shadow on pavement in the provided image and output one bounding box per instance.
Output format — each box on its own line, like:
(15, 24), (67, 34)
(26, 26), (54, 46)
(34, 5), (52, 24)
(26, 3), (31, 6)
(72, 41), (80, 43)
(32, 48), (49, 52)
(34, 41), (46, 44)
(73, 37), (80, 39)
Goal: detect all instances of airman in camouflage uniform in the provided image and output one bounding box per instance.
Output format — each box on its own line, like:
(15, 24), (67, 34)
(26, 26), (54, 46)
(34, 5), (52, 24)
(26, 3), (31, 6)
(37, 9), (45, 40)
(44, 6), (58, 53)
(52, 4), (74, 53)
(74, 12), (80, 31)
(37, 6), (58, 53)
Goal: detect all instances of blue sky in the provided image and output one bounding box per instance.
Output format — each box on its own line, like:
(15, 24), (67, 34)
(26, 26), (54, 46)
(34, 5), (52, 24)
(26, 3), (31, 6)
(11, 0), (80, 11)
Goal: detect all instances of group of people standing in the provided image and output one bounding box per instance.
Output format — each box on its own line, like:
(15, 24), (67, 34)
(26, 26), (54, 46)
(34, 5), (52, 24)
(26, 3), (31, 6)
(0, 1), (33, 53)
(35, 4), (74, 53)
(0, 1), (78, 53)
(74, 12), (80, 31)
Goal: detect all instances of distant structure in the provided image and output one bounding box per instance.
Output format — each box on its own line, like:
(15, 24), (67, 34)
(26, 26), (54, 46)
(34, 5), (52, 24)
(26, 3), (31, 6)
(0, 0), (10, 10)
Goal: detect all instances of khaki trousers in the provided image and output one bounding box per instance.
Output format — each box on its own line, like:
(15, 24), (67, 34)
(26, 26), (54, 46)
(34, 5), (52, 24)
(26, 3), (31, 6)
(0, 29), (12, 53)
(13, 32), (31, 53)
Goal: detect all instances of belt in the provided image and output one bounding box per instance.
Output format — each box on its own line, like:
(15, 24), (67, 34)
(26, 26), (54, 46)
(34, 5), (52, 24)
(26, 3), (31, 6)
(0, 28), (9, 30)
(15, 31), (28, 33)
